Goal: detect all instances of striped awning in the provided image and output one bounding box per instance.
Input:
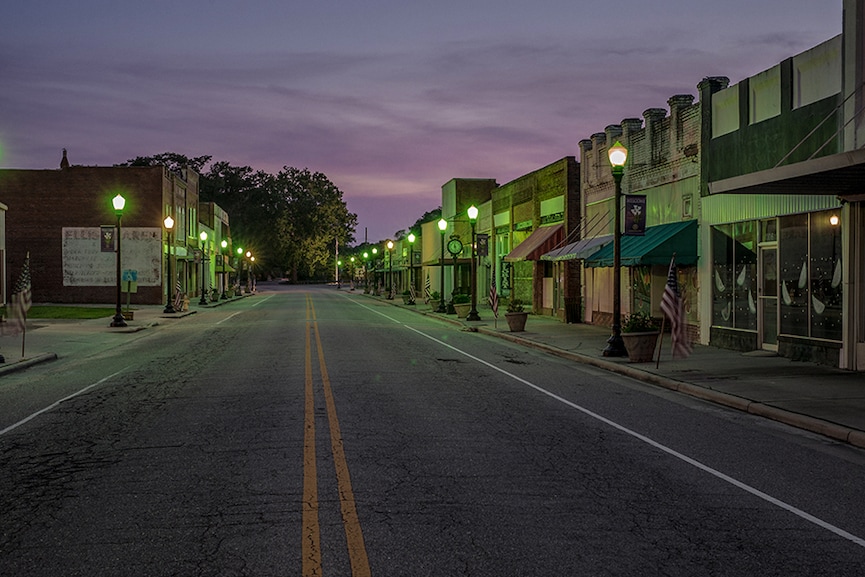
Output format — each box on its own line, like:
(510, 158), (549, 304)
(503, 224), (564, 262)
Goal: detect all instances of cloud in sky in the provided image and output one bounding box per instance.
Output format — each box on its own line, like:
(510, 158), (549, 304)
(0, 0), (843, 242)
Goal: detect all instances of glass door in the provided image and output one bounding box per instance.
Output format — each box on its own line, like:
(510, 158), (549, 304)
(758, 245), (778, 350)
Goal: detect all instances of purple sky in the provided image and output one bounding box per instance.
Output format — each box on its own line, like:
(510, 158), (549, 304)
(0, 0), (842, 243)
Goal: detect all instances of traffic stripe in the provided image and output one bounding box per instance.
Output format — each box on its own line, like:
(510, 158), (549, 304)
(302, 293), (371, 575)
(302, 296), (322, 575)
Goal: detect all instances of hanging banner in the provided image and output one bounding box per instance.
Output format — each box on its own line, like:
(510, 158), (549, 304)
(476, 233), (489, 257)
(100, 225), (115, 252)
(624, 195), (647, 236)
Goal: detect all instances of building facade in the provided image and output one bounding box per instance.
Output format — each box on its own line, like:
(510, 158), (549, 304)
(0, 152), (229, 307)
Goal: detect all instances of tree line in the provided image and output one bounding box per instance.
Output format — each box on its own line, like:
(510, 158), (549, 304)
(118, 153), (357, 283)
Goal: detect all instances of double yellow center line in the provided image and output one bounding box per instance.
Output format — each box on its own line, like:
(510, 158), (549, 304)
(303, 294), (371, 576)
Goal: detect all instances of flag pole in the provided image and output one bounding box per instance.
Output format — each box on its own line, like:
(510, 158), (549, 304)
(655, 316), (665, 368)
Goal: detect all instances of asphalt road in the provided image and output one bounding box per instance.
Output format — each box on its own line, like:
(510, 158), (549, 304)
(1, 284), (865, 576)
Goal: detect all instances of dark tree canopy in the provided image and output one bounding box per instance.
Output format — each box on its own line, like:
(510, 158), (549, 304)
(123, 153), (357, 282)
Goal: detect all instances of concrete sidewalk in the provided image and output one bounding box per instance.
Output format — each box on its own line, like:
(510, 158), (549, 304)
(389, 298), (865, 449)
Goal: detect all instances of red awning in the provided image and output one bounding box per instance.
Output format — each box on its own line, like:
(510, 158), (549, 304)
(503, 224), (564, 262)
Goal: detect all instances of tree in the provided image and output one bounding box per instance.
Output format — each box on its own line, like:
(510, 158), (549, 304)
(117, 152), (211, 175)
(121, 153), (357, 282)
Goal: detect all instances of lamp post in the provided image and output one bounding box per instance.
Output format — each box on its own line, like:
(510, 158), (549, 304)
(407, 233), (416, 305)
(603, 141), (628, 357)
(437, 218), (447, 312)
(199, 231), (209, 305)
(363, 251), (370, 293)
(372, 247), (379, 295)
(163, 215), (176, 314)
(236, 247), (243, 295)
(245, 251), (253, 292)
(110, 194), (127, 327)
(386, 240), (394, 299)
(220, 239), (228, 299)
(350, 256), (356, 291)
(467, 205), (481, 321)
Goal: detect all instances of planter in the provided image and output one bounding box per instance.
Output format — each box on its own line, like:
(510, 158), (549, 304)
(122, 310), (134, 320)
(505, 311), (528, 332)
(621, 331), (660, 362)
(402, 294), (415, 305)
(453, 303), (472, 319)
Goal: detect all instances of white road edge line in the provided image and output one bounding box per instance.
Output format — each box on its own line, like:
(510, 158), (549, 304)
(0, 368), (128, 437)
(354, 301), (865, 549)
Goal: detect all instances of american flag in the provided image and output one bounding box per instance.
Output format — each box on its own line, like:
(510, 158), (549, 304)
(424, 273), (432, 303)
(489, 261), (499, 318)
(6, 253), (32, 335)
(660, 255), (692, 359)
(174, 278), (183, 310)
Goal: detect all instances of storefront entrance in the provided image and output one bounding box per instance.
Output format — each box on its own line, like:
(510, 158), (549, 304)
(758, 244), (778, 350)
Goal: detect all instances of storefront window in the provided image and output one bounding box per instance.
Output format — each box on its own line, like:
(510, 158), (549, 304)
(712, 222), (757, 330)
(779, 214), (809, 336)
(810, 210), (842, 340)
(733, 221), (757, 330)
(632, 266), (652, 314)
(712, 225), (734, 328)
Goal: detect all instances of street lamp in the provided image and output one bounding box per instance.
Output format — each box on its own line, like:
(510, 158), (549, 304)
(110, 194), (127, 327)
(163, 215), (176, 314)
(372, 247), (379, 295)
(386, 240), (394, 299)
(467, 205), (481, 321)
(350, 256), (356, 291)
(407, 233), (416, 305)
(603, 140), (628, 357)
(245, 251), (253, 292)
(437, 218), (447, 313)
(199, 231), (209, 305)
(220, 239), (228, 299)
(236, 247), (243, 295)
(363, 251), (370, 293)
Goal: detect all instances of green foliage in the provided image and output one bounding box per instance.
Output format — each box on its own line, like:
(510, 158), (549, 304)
(622, 310), (659, 332)
(507, 299), (525, 313)
(452, 293), (470, 304)
(125, 153), (358, 283)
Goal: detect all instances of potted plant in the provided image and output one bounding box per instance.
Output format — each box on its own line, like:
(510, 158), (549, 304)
(401, 289), (415, 305)
(505, 299), (528, 332)
(620, 310), (660, 362)
(452, 293), (471, 319)
(428, 291), (440, 310)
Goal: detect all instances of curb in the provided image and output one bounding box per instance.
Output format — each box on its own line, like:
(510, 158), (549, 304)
(0, 353), (58, 376)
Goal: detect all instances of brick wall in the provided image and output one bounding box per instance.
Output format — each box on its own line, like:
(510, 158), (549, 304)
(0, 165), (192, 305)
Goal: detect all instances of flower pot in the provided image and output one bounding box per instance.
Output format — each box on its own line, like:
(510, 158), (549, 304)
(453, 303), (472, 319)
(505, 311), (528, 332)
(621, 331), (660, 362)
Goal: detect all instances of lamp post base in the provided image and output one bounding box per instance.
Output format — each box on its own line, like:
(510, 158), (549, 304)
(467, 309), (481, 321)
(602, 333), (627, 357)
(435, 301), (447, 313)
(110, 313), (127, 328)
(163, 303), (176, 314)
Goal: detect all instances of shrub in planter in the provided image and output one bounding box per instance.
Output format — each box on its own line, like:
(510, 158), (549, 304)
(505, 299), (528, 332)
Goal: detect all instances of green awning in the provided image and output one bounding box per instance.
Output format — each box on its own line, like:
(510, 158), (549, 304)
(584, 220), (698, 268)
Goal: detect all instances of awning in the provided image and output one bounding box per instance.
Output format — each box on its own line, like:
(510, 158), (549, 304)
(541, 234), (613, 262)
(215, 264), (236, 273)
(708, 148), (865, 198)
(503, 224), (564, 262)
(584, 220), (698, 268)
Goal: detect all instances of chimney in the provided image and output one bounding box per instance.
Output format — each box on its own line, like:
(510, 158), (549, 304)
(60, 148), (69, 169)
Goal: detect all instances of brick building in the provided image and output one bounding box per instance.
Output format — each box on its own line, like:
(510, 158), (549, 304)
(0, 152), (208, 306)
